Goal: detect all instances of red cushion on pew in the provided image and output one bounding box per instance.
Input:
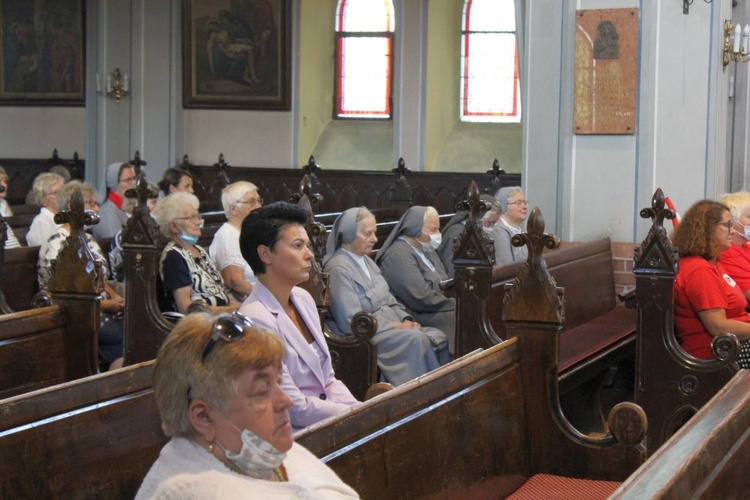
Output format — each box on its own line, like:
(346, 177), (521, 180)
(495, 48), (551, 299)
(558, 307), (636, 373)
(506, 473), (621, 500)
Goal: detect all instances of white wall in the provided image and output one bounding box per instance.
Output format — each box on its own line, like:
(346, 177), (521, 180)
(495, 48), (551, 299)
(524, 0), (730, 243)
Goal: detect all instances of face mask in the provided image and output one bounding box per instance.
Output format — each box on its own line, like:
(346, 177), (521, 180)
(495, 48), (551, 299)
(483, 226), (495, 236)
(421, 233), (441, 252)
(745, 225), (750, 240)
(180, 231), (199, 245)
(215, 415), (286, 479)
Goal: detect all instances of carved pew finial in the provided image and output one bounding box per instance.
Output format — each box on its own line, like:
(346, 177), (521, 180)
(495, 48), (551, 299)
(289, 174), (323, 208)
(48, 188), (101, 294)
(389, 158), (412, 207)
(634, 187), (678, 271)
(0, 215), (10, 314)
(503, 207), (562, 324)
(209, 153), (232, 200)
(297, 194), (328, 262)
(453, 181), (495, 267)
(303, 155), (322, 176)
(486, 158), (507, 194)
(129, 151), (148, 177)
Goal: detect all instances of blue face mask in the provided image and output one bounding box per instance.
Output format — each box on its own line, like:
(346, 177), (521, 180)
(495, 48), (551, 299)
(744, 225), (750, 240)
(180, 231), (199, 245)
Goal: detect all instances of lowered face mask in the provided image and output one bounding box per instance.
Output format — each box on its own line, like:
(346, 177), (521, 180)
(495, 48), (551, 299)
(214, 415), (286, 479)
(180, 231), (199, 245)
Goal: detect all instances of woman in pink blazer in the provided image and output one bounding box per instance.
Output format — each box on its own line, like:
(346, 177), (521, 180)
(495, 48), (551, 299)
(238, 202), (359, 431)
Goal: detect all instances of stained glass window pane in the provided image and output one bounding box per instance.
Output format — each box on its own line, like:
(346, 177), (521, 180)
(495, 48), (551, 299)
(335, 0), (395, 119)
(460, 0), (521, 123)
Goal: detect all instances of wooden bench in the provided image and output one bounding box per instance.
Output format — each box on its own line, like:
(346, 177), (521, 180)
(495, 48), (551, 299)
(612, 369), (750, 498)
(0, 244), (40, 313)
(0, 192), (101, 399)
(632, 188), (739, 456)
(450, 183), (637, 432)
(4, 204), (749, 497)
(184, 153), (521, 216)
(0, 149), (85, 206)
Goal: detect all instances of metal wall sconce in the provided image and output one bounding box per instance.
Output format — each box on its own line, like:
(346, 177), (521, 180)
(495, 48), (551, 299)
(96, 68), (129, 103)
(683, 0), (714, 15)
(723, 20), (750, 71)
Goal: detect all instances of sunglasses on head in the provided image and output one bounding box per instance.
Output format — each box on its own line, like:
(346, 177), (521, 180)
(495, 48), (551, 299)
(201, 312), (255, 363)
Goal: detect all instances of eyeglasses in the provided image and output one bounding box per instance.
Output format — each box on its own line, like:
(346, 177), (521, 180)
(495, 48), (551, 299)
(236, 197), (263, 207)
(507, 200), (529, 206)
(84, 199), (100, 209)
(201, 312), (255, 363)
(174, 214), (203, 225)
(119, 176), (136, 184)
(718, 220), (732, 230)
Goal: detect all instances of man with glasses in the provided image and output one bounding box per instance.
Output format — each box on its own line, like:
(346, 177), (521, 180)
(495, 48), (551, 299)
(93, 162), (137, 239)
(492, 186), (529, 266)
(210, 181), (263, 301)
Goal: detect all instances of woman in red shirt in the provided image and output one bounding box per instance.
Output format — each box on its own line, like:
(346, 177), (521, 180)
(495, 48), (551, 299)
(718, 190), (750, 302)
(673, 199), (750, 367)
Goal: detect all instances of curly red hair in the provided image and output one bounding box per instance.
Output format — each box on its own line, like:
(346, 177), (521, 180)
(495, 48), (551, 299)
(673, 199), (730, 261)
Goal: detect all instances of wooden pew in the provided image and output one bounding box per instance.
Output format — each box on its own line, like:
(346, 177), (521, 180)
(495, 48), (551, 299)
(0, 361), (163, 498)
(449, 184), (636, 432)
(612, 369), (750, 499)
(0, 191), (101, 399)
(0, 149), (85, 206)
(632, 188), (739, 456)
(296, 205), (649, 497)
(184, 153), (521, 216)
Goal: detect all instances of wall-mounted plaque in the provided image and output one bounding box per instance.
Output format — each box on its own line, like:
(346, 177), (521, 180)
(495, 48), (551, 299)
(574, 8), (639, 135)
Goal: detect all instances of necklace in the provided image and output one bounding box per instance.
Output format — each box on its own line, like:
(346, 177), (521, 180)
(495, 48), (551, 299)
(274, 465), (288, 482)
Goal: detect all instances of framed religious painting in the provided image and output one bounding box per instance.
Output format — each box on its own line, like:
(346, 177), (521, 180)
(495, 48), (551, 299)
(0, 0), (85, 106)
(182, 0), (291, 111)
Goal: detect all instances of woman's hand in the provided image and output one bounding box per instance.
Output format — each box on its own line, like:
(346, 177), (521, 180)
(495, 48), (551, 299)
(392, 320), (421, 329)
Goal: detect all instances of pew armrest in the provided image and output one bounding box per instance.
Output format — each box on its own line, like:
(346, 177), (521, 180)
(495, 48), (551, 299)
(324, 311), (377, 347)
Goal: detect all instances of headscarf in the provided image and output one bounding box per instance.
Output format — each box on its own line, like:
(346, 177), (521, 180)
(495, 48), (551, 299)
(323, 207), (362, 265)
(374, 206), (427, 264)
(100, 162), (126, 202)
(494, 186), (522, 212)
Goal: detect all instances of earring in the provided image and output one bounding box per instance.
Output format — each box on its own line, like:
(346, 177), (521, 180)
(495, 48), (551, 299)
(207, 441), (215, 453)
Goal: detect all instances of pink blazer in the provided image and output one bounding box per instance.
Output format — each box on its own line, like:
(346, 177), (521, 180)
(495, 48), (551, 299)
(240, 281), (359, 431)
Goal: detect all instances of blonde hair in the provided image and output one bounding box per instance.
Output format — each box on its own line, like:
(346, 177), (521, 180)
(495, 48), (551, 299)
(153, 313), (285, 438)
(32, 173), (65, 205)
(719, 191), (750, 220)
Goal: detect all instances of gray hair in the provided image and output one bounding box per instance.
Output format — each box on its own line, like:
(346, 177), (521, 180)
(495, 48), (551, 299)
(156, 192), (200, 238)
(494, 186), (523, 212)
(221, 181), (258, 213)
(56, 180), (97, 212)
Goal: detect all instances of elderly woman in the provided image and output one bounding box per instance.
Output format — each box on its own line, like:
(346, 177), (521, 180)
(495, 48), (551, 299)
(93, 162), (136, 240)
(26, 172), (65, 246)
(375, 206), (456, 354)
(209, 181), (263, 301)
(674, 199), (750, 368)
(325, 207), (450, 386)
(718, 191), (750, 302)
(136, 313), (359, 498)
(492, 186), (529, 266)
(0, 166), (21, 248)
(37, 181), (125, 370)
(156, 192), (240, 314)
(158, 167), (194, 196)
(239, 202), (359, 431)
(437, 194), (501, 277)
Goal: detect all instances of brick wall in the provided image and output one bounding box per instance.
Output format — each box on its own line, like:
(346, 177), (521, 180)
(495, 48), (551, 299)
(611, 241), (635, 299)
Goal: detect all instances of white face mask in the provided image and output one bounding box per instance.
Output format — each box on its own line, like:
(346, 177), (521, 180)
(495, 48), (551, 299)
(744, 224), (750, 240)
(421, 233), (441, 252)
(214, 414), (286, 479)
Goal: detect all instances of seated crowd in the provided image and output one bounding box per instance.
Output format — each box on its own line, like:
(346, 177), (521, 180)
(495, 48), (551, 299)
(14, 159), (750, 434)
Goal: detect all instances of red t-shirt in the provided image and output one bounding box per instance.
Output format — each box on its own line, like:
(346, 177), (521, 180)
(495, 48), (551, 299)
(719, 242), (750, 293)
(673, 255), (750, 359)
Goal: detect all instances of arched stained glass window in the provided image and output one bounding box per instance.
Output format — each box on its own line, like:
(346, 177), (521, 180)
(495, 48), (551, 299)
(460, 0), (521, 123)
(334, 0), (395, 119)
